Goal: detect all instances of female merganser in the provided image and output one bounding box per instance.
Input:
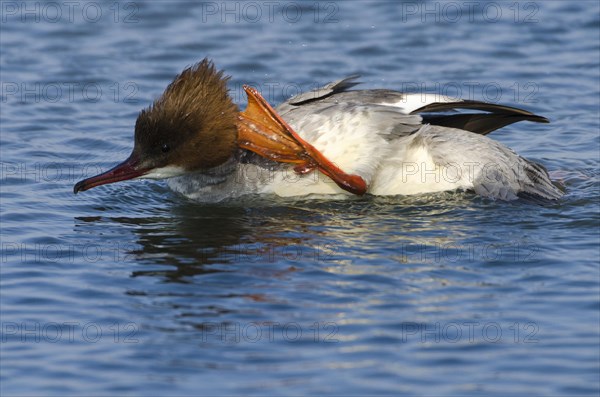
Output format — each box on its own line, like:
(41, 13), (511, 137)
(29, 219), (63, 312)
(74, 59), (563, 201)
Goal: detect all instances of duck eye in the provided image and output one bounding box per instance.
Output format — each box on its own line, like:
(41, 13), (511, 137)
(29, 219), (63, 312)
(161, 144), (170, 153)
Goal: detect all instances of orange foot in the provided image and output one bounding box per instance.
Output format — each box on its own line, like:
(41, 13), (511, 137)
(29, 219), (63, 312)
(237, 85), (367, 195)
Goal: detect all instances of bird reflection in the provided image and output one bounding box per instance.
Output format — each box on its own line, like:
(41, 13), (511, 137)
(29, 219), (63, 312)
(73, 191), (488, 286)
(72, 191), (499, 325)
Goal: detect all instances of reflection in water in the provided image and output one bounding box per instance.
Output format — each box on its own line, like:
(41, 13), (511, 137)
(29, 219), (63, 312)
(74, 191), (482, 284)
(77, 203), (250, 281)
(69, 188), (557, 344)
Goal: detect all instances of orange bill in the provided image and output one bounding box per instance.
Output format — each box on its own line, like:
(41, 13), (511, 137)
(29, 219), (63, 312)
(237, 85), (367, 195)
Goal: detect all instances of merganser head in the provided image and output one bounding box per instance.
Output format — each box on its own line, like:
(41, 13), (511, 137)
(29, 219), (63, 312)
(74, 59), (238, 194)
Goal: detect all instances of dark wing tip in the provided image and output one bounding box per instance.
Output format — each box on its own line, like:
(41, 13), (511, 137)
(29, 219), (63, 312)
(412, 100), (550, 134)
(534, 115), (550, 123)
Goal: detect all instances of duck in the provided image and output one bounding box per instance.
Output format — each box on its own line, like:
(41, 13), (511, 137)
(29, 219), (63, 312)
(74, 58), (563, 201)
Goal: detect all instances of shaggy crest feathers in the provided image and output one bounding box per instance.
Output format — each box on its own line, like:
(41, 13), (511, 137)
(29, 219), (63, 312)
(133, 59), (239, 171)
(145, 58), (237, 124)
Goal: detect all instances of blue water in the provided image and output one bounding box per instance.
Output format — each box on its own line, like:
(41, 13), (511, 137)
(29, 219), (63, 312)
(1, 1), (599, 395)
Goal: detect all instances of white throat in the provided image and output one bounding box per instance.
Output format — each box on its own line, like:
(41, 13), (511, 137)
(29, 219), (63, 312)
(140, 165), (187, 180)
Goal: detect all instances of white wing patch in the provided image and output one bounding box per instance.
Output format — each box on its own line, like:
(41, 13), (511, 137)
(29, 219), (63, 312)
(378, 94), (462, 114)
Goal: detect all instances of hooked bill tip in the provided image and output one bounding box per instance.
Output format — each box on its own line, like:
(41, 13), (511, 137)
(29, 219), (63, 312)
(73, 181), (85, 194)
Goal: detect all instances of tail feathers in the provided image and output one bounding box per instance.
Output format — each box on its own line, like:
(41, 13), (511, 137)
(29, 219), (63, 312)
(519, 160), (564, 200)
(472, 159), (564, 201)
